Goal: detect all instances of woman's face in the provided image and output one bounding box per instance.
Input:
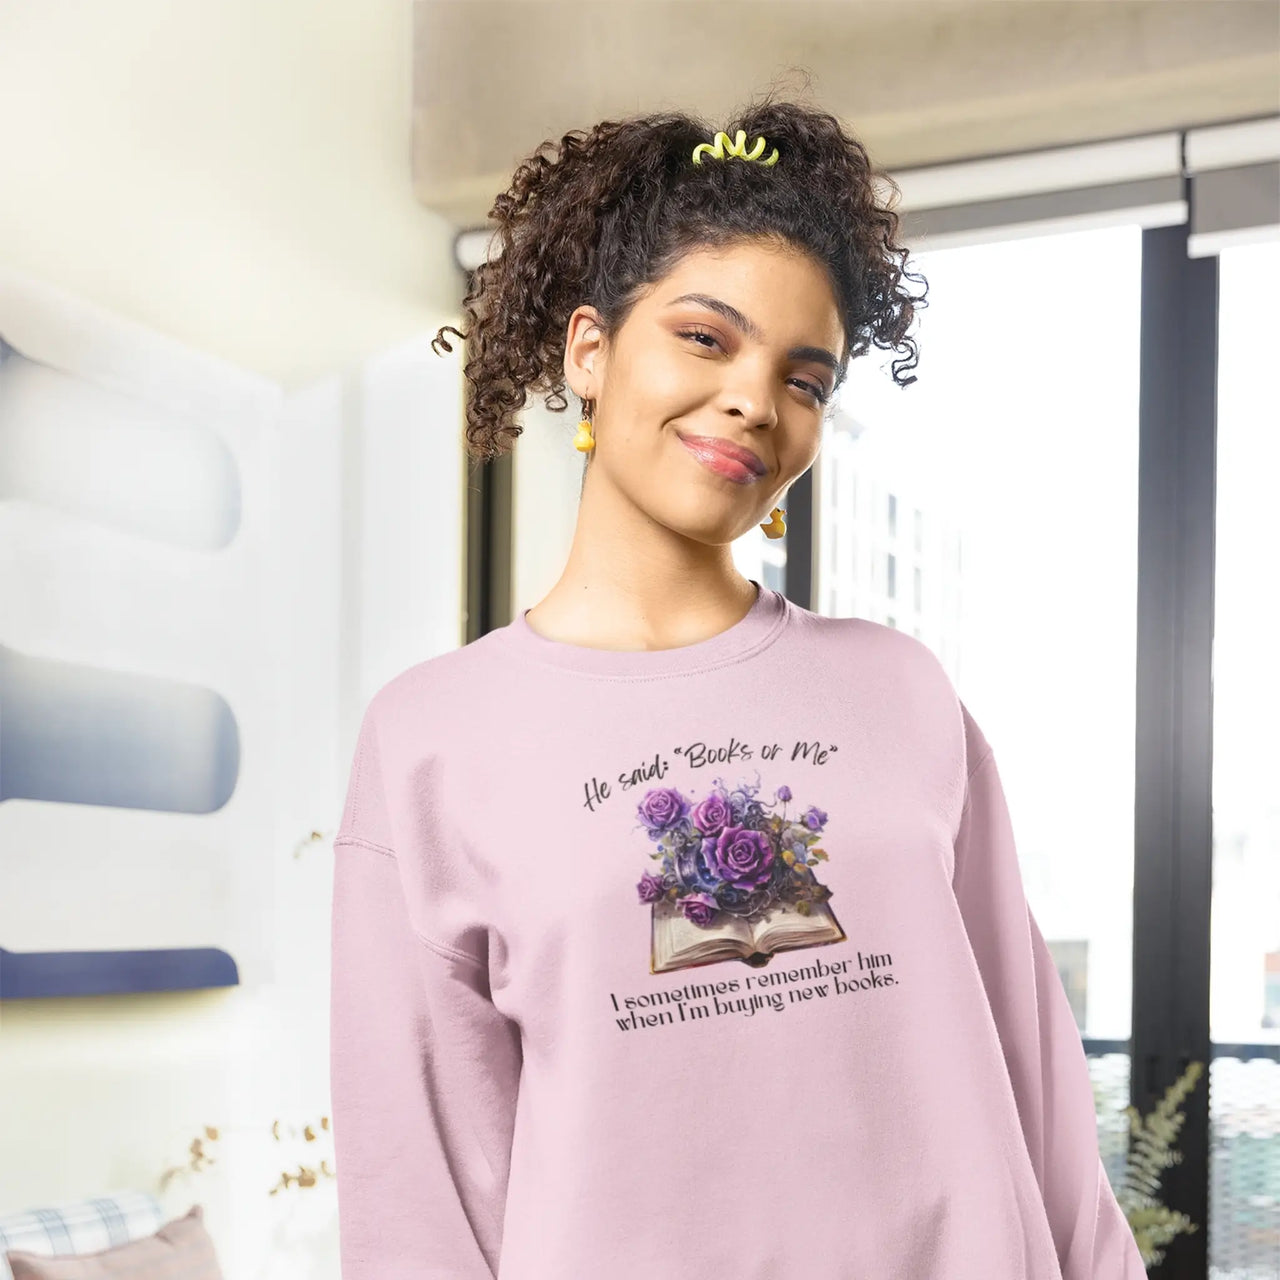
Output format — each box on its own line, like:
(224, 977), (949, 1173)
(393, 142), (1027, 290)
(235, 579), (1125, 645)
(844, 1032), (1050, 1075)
(564, 238), (844, 543)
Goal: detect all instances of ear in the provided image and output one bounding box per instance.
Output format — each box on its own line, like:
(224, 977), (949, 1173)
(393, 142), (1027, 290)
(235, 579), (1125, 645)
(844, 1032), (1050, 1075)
(563, 305), (606, 400)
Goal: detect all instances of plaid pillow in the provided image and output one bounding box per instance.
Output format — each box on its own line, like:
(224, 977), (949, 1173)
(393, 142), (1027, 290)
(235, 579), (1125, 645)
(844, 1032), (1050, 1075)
(0, 1193), (166, 1280)
(2, 1202), (221, 1279)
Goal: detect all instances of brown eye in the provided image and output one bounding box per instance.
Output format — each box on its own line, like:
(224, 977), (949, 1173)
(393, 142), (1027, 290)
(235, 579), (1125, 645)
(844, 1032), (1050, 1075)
(676, 327), (720, 350)
(798, 379), (829, 404)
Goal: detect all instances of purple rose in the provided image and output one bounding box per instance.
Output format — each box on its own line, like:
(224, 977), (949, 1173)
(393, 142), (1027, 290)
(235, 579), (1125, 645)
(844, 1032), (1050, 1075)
(803, 805), (828, 831)
(679, 892), (719, 927)
(707, 824), (775, 890)
(776, 784), (792, 803)
(638, 787), (689, 834)
(691, 792), (733, 837)
(636, 872), (666, 904)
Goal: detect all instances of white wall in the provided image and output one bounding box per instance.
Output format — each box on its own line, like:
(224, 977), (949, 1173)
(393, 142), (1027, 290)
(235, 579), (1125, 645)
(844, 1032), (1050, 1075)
(0, 4), (466, 1277)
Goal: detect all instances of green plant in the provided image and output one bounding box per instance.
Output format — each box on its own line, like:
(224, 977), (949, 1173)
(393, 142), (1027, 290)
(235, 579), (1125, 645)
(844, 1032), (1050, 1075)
(1110, 1058), (1205, 1269)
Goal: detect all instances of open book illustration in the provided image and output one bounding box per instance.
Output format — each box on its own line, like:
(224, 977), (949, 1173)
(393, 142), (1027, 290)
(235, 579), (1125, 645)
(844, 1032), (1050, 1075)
(649, 893), (846, 973)
(633, 772), (846, 974)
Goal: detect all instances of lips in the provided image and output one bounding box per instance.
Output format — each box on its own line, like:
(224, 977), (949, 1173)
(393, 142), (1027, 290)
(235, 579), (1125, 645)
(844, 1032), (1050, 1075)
(676, 431), (769, 484)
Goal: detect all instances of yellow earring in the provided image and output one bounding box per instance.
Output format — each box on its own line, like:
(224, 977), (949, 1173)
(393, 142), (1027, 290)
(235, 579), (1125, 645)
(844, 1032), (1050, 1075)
(760, 506), (786, 539)
(573, 416), (595, 452)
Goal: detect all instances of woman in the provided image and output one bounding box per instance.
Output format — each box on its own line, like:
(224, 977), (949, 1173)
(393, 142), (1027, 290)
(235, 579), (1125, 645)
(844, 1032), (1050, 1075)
(328, 93), (1146, 1280)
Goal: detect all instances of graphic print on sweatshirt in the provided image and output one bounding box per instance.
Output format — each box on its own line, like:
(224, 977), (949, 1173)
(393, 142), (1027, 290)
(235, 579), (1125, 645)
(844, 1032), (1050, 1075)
(579, 731), (902, 1034)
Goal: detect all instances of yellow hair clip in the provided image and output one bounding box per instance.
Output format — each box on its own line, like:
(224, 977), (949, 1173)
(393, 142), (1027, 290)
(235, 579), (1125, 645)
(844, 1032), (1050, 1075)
(691, 128), (779, 167)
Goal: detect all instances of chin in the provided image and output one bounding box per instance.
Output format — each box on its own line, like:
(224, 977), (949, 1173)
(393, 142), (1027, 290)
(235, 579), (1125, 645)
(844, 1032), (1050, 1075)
(657, 497), (750, 544)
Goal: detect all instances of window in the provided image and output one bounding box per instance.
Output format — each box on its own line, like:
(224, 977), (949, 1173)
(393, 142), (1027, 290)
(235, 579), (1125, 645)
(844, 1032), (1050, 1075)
(1208, 238), (1280, 1273)
(817, 225), (1143, 1185)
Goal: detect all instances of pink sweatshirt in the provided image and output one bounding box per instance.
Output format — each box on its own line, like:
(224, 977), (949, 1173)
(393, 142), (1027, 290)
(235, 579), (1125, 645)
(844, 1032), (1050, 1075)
(329, 581), (1146, 1279)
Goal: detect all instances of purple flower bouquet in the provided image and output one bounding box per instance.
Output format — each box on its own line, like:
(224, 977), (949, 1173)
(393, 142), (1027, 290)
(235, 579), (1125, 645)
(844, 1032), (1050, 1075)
(634, 774), (833, 929)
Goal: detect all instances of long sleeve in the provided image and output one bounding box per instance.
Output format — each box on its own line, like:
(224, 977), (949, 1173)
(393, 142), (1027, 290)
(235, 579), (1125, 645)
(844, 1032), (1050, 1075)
(329, 702), (523, 1280)
(952, 714), (1146, 1280)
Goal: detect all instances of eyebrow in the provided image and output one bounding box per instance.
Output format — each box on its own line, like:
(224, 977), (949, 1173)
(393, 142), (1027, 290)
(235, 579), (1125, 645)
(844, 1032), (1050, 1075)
(664, 292), (840, 375)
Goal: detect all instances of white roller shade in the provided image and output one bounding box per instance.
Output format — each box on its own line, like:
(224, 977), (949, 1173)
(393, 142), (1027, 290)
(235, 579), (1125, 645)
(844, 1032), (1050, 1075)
(1185, 117), (1280, 257)
(888, 130), (1186, 252)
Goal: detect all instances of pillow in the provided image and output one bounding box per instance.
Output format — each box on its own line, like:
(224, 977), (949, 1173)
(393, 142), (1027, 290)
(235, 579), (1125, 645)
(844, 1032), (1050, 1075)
(0, 1191), (167, 1280)
(3, 1205), (222, 1279)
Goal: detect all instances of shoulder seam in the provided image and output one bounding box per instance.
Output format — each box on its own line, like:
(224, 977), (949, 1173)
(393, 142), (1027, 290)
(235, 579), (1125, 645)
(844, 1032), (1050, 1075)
(966, 745), (994, 784)
(333, 834), (395, 857)
(958, 746), (995, 821)
(414, 929), (486, 969)
(333, 835), (486, 970)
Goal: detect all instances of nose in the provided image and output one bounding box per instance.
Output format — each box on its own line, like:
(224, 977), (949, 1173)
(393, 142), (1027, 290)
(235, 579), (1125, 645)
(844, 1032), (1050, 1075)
(720, 363), (779, 431)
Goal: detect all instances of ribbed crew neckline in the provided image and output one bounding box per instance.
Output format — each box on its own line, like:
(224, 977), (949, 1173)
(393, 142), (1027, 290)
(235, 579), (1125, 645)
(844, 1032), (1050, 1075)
(494, 579), (791, 679)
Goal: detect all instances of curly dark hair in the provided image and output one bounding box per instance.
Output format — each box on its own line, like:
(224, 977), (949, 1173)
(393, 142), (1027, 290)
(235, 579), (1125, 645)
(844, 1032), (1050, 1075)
(432, 84), (929, 463)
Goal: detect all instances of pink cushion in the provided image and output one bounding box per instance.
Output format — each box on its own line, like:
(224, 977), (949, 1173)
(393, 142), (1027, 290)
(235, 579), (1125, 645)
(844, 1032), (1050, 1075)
(3, 1205), (222, 1279)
